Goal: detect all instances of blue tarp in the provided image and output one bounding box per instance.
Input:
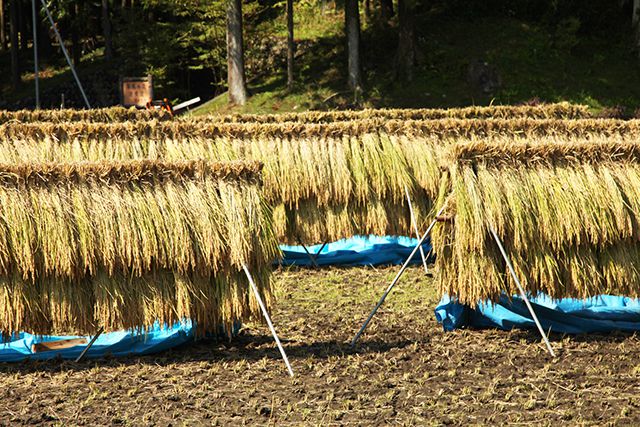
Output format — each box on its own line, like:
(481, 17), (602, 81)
(0, 321), (243, 362)
(0, 235), (425, 362)
(0, 321), (195, 362)
(435, 294), (640, 334)
(279, 235), (432, 267)
(9, 233), (640, 360)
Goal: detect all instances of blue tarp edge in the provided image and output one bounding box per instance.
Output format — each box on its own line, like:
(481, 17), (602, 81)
(435, 294), (640, 334)
(277, 235), (432, 267)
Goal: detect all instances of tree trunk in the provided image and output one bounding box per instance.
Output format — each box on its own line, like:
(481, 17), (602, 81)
(37, 5), (51, 56)
(345, 0), (362, 93)
(364, 0), (371, 24)
(395, 0), (416, 82)
(226, 0), (248, 105)
(70, 2), (80, 66)
(9, 0), (19, 88)
(102, 0), (113, 60)
(286, 0), (294, 90)
(635, 0), (640, 56)
(380, 0), (394, 21)
(18, 0), (27, 50)
(1, 0), (6, 52)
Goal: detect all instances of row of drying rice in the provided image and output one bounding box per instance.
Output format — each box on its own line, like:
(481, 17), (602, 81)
(0, 115), (277, 337)
(2, 103), (639, 339)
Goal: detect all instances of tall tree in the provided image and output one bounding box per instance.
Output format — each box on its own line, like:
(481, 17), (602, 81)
(380, 0), (393, 21)
(363, 0), (371, 24)
(9, 0), (19, 88)
(286, 0), (294, 90)
(395, 0), (416, 81)
(226, 0), (248, 105)
(0, 0), (6, 52)
(345, 0), (362, 93)
(18, 0), (26, 50)
(70, 1), (80, 66)
(633, 0), (640, 55)
(101, 0), (113, 60)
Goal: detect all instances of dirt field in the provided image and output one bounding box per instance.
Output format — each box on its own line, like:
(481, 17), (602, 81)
(0, 266), (639, 425)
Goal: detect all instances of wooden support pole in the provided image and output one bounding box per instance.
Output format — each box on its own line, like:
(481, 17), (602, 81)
(242, 264), (294, 377)
(351, 206), (445, 347)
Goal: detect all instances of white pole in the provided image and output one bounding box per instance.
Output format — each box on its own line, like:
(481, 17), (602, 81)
(40, 0), (91, 109)
(31, 0), (40, 109)
(404, 185), (428, 273)
(242, 263), (294, 377)
(352, 205), (445, 347)
(490, 228), (556, 357)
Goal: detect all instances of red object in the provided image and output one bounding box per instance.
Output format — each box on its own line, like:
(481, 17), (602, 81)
(145, 98), (174, 117)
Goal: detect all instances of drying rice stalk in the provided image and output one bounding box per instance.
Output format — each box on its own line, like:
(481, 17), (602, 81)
(0, 159), (277, 337)
(0, 107), (172, 124)
(7, 118), (640, 145)
(0, 102), (589, 125)
(0, 121), (430, 243)
(5, 118), (640, 242)
(7, 118), (640, 141)
(433, 140), (640, 304)
(192, 102), (590, 123)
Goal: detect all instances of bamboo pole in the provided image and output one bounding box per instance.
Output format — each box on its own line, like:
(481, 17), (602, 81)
(351, 205), (445, 347)
(404, 185), (428, 273)
(242, 263), (294, 377)
(489, 228), (556, 357)
(40, 0), (91, 108)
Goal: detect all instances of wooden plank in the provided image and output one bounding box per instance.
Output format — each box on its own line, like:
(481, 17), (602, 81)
(31, 338), (88, 353)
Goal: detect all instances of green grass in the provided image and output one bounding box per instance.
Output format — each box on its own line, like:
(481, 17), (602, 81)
(256, 2), (343, 41)
(190, 75), (340, 115)
(195, 13), (640, 115)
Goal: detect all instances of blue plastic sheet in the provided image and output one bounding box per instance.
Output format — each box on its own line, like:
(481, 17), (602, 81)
(2, 234), (426, 362)
(435, 294), (640, 334)
(279, 235), (432, 267)
(0, 321), (195, 362)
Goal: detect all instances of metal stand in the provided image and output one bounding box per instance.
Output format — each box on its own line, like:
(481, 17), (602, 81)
(489, 228), (556, 357)
(404, 185), (428, 273)
(40, 0), (91, 108)
(296, 236), (328, 268)
(75, 327), (104, 362)
(242, 264), (294, 377)
(351, 206), (445, 347)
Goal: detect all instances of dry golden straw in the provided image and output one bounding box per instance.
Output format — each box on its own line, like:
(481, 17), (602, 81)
(3, 117), (635, 243)
(0, 102), (588, 126)
(0, 159), (277, 337)
(6, 118), (640, 140)
(192, 102), (590, 123)
(433, 140), (640, 305)
(0, 107), (171, 124)
(0, 120), (434, 243)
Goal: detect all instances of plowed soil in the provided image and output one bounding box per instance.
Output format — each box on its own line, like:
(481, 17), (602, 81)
(0, 266), (639, 426)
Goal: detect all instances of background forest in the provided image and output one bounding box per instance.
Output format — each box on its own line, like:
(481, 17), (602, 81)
(2, 0), (640, 114)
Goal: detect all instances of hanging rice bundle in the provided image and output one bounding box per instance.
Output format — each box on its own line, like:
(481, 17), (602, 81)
(190, 102), (590, 123)
(0, 102), (589, 125)
(4, 117), (635, 243)
(0, 107), (171, 124)
(432, 140), (640, 305)
(6, 118), (640, 142)
(0, 120), (428, 243)
(0, 159), (277, 337)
